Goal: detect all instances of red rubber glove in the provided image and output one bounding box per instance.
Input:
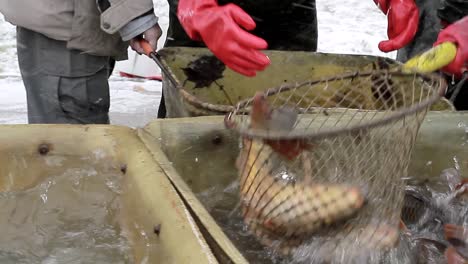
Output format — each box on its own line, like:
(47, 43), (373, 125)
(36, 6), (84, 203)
(177, 0), (270, 77)
(374, 0), (419, 52)
(434, 16), (468, 79)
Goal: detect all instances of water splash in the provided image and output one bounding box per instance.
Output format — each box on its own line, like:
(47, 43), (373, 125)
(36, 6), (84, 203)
(453, 156), (461, 170)
(0, 167), (131, 263)
(194, 166), (468, 263)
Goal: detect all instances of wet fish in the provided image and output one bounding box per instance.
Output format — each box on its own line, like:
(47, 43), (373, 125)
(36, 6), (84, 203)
(411, 237), (449, 264)
(235, 92), (365, 253)
(400, 168), (468, 231)
(249, 92), (312, 161)
(399, 170), (468, 263)
(454, 179), (468, 200)
(445, 246), (468, 264)
(400, 186), (446, 228)
(445, 224), (468, 262)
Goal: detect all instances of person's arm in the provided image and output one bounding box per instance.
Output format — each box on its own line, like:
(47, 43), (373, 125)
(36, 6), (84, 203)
(177, 0), (270, 77)
(97, 0), (162, 53)
(120, 10), (162, 55)
(434, 16), (468, 79)
(373, 0), (419, 52)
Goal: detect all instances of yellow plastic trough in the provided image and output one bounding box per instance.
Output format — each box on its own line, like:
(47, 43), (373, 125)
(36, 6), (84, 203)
(0, 111), (466, 263)
(138, 111), (468, 263)
(0, 124), (219, 264)
(0, 46), (462, 263)
(156, 47), (454, 117)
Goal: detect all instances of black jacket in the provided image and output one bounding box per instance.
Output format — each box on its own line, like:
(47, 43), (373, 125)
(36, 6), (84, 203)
(438, 0), (468, 24)
(164, 0), (318, 52)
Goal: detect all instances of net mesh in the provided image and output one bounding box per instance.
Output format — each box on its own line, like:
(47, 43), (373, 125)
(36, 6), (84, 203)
(224, 68), (446, 262)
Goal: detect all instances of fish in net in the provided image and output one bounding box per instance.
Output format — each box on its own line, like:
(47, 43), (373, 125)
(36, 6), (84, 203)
(224, 66), (446, 263)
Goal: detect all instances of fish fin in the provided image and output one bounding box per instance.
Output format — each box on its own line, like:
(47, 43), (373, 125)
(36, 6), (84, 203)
(265, 139), (313, 161)
(455, 179), (468, 195)
(445, 224), (468, 259)
(445, 224), (468, 244)
(445, 246), (468, 264)
(250, 92), (271, 130)
(399, 219), (409, 233)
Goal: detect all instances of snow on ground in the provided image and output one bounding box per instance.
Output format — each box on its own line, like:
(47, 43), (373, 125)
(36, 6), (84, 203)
(0, 0), (396, 127)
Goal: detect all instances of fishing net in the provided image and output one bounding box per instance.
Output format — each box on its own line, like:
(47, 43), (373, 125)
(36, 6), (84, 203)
(224, 67), (447, 263)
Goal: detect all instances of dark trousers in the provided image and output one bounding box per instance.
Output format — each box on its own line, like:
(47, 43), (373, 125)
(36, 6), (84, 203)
(17, 27), (115, 124)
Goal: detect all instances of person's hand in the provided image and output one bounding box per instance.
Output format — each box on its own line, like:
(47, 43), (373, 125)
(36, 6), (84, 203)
(434, 16), (468, 79)
(177, 0), (270, 77)
(374, 0), (419, 52)
(130, 23), (163, 55)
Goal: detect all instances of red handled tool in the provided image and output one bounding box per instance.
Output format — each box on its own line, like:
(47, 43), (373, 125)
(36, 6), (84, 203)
(137, 39), (179, 86)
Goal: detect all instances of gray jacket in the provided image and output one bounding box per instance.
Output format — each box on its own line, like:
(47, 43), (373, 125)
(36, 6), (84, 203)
(0, 0), (158, 60)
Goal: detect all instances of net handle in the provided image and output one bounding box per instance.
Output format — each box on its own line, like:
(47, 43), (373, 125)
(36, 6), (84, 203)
(159, 68), (236, 114)
(179, 89), (235, 114)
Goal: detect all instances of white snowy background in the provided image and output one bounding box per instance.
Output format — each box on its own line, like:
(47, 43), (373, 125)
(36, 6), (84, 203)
(0, 0), (396, 127)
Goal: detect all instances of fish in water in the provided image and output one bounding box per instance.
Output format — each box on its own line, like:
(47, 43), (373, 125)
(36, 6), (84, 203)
(444, 224), (468, 264)
(399, 168), (468, 263)
(399, 185), (451, 262)
(235, 91), (366, 254)
(400, 186), (447, 229)
(401, 168), (468, 230)
(445, 246), (468, 264)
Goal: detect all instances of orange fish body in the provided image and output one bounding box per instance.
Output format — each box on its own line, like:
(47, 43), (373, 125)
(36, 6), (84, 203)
(238, 92), (366, 254)
(265, 139), (312, 161)
(251, 92), (311, 160)
(445, 224), (468, 263)
(446, 247), (468, 264)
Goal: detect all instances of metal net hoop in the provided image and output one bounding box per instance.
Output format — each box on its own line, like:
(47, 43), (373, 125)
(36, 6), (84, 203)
(224, 69), (446, 141)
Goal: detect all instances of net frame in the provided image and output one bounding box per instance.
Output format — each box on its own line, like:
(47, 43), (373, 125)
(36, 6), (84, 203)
(224, 69), (447, 141)
(222, 67), (448, 261)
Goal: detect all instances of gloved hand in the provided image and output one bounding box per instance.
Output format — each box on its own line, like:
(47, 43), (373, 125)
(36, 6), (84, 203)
(177, 0), (270, 77)
(130, 23), (163, 55)
(374, 0), (419, 52)
(434, 16), (468, 79)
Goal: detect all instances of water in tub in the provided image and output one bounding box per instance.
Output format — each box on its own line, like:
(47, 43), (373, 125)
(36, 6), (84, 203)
(0, 167), (132, 264)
